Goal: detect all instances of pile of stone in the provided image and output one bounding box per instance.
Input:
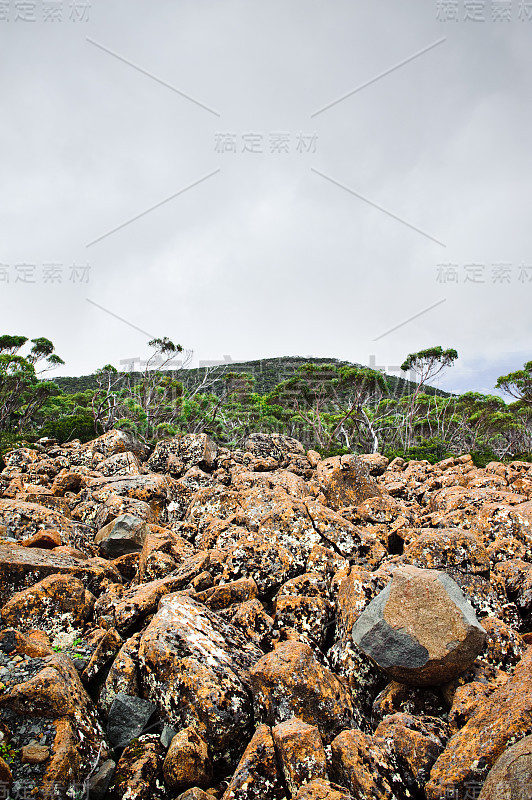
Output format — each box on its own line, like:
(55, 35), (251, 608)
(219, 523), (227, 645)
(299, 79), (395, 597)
(0, 430), (531, 799)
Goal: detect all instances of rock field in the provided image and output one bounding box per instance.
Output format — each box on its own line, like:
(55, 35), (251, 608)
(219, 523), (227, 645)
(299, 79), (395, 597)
(0, 430), (531, 799)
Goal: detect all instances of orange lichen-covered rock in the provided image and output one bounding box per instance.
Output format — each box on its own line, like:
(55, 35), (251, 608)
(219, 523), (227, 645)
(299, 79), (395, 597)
(2, 446), (40, 471)
(271, 717), (327, 796)
(293, 780), (353, 800)
(374, 712), (449, 794)
(138, 593), (262, 771)
(0, 626), (54, 658)
(98, 451), (141, 477)
(334, 565), (387, 636)
(493, 559), (532, 627)
(0, 542), (121, 605)
(0, 498), (74, 543)
(226, 598), (275, 651)
(358, 453), (389, 475)
(249, 640), (354, 744)
(90, 473), (177, 515)
(176, 790), (212, 800)
(108, 733), (166, 800)
(222, 530), (298, 595)
(70, 430), (137, 463)
(1, 573), (95, 637)
(476, 501), (532, 546)
(244, 433), (305, 460)
(20, 528), (62, 549)
(221, 723), (285, 800)
(162, 727), (212, 792)
(98, 632), (142, 716)
(330, 728), (408, 800)
(306, 544), (349, 584)
(0, 629), (108, 792)
(231, 468), (311, 499)
(352, 566), (486, 686)
(94, 552), (213, 633)
(50, 470), (85, 496)
(315, 454), (381, 511)
(477, 734), (532, 800)
(400, 528), (490, 575)
(328, 566), (389, 731)
(372, 680), (448, 723)
(354, 495), (409, 529)
(40, 717), (81, 796)
(425, 647), (532, 800)
(78, 626), (122, 686)
(185, 486), (243, 537)
(447, 681), (501, 733)
(0, 756), (13, 790)
(195, 577), (258, 611)
(138, 527), (195, 582)
(486, 536), (528, 565)
(148, 433), (218, 476)
(480, 616), (525, 672)
(304, 499), (387, 565)
(1, 653), (92, 720)
(274, 593), (332, 649)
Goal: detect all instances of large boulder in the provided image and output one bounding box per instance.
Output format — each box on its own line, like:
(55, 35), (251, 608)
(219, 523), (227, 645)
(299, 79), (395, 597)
(137, 593), (263, 771)
(1, 574), (94, 644)
(352, 565), (486, 686)
(0, 543), (120, 605)
(315, 455), (381, 511)
(477, 734), (532, 800)
(148, 434), (218, 477)
(221, 724), (285, 800)
(249, 640), (354, 744)
(425, 647), (532, 800)
(272, 718), (327, 796)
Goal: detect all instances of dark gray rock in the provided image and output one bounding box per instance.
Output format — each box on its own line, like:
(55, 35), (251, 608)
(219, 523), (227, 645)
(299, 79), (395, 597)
(106, 692), (156, 748)
(88, 759), (116, 800)
(95, 514), (149, 558)
(160, 723), (178, 749)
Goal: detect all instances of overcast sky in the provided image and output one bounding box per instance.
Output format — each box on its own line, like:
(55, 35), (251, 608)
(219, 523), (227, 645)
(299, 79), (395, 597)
(1, 0), (530, 397)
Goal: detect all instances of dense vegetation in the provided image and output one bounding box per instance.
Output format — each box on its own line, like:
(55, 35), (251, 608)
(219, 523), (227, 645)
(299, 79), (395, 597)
(1, 334), (531, 466)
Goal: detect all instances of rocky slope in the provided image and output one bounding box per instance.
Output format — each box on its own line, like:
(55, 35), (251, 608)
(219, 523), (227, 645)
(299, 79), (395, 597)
(0, 430), (531, 800)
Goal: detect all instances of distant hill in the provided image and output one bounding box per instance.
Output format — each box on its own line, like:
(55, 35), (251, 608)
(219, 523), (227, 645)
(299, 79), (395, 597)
(53, 355), (451, 399)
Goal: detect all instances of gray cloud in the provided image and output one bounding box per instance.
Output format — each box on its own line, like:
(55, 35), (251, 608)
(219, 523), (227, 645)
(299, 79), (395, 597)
(0, 0), (530, 400)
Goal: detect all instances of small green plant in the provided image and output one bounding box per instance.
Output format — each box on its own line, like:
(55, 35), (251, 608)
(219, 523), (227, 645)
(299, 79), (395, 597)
(52, 637), (85, 658)
(0, 741), (19, 764)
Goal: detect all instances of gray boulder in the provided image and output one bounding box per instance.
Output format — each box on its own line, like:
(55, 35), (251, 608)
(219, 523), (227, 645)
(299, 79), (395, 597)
(352, 565), (486, 686)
